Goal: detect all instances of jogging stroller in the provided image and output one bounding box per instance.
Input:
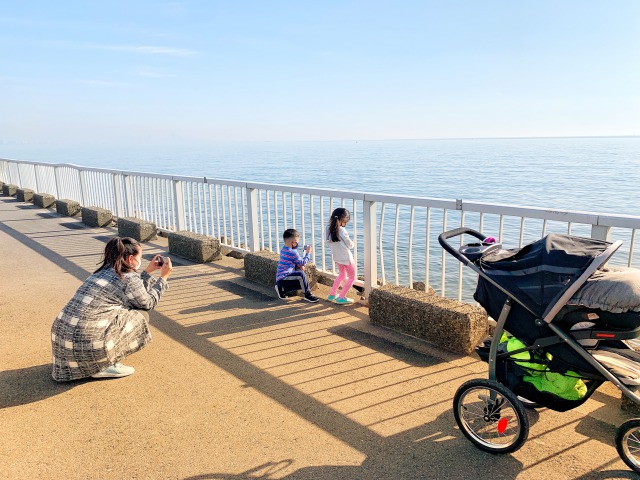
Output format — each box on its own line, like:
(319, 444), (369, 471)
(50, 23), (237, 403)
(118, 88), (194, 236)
(439, 228), (640, 473)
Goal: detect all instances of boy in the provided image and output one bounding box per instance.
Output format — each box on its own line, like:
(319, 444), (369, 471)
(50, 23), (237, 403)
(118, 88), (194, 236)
(275, 229), (319, 303)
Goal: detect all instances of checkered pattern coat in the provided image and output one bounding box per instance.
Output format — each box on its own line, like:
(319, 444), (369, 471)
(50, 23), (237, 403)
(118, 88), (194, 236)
(51, 267), (168, 382)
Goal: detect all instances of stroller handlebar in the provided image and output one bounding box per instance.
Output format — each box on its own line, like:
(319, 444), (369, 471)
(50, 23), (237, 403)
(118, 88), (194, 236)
(438, 228), (488, 265)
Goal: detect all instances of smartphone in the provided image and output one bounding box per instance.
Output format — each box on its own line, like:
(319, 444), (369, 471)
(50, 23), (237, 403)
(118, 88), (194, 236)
(156, 256), (164, 266)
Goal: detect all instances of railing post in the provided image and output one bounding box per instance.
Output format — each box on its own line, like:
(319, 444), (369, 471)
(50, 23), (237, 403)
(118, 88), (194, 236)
(78, 168), (87, 206)
(53, 166), (62, 199)
(247, 186), (260, 252)
(591, 224), (612, 242)
(124, 175), (134, 217)
(363, 197), (378, 299)
(34, 165), (40, 193)
(113, 173), (124, 218)
(173, 178), (186, 231)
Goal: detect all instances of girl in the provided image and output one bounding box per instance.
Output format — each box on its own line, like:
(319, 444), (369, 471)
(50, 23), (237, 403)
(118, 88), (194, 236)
(326, 208), (356, 304)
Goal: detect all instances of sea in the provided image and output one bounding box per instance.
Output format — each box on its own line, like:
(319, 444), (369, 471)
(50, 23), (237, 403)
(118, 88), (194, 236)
(2, 136), (639, 217)
(3, 136), (639, 298)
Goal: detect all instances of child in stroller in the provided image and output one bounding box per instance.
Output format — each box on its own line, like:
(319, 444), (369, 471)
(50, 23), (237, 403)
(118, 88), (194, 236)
(439, 228), (640, 473)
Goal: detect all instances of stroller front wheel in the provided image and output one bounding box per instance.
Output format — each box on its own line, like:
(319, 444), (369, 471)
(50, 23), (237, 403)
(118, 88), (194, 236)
(616, 418), (640, 473)
(453, 379), (529, 454)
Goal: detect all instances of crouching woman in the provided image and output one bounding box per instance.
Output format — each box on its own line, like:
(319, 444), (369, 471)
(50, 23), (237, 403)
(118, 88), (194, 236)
(51, 236), (173, 381)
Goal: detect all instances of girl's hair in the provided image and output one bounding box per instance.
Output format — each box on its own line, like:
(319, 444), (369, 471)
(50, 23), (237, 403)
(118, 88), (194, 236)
(327, 208), (350, 242)
(95, 236), (141, 277)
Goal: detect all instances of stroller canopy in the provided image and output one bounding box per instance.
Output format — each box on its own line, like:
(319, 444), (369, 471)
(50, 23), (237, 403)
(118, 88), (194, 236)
(478, 234), (611, 318)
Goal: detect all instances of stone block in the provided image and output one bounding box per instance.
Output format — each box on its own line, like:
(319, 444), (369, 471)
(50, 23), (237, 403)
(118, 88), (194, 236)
(55, 199), (81, 217)
(244, 250), (318, 290)
(81, 206), (113, 228)
(117, 217), (157, 242)
(2, 184), (18, 196)
(168, 230), (222, 263)
(369, 284), (488, 355)
(220, 237), (247, 259)
(16, 188), (34, 203)
(33, 193), (56, 208)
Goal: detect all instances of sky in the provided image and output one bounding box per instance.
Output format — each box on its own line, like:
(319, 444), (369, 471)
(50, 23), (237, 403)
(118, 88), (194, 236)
(1, 0), (639, 146)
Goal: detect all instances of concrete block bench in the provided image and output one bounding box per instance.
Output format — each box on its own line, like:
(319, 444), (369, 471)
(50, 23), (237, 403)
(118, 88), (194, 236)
(117, 217), (157, 242)
(168, 230), (222, 263)
(33, 193), (56, 208)
(55, 199), (81, 217)
(16, 188), (34, 203)
(219, 237), (247, 259)
(244, 250), (318, 290)
(81, 206), (113, 228)
(369, 284), (488, 355)
(2, 184), (18, 196)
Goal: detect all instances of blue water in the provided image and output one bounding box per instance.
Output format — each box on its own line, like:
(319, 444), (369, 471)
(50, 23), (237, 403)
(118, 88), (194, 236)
(3, 136), (640, 217)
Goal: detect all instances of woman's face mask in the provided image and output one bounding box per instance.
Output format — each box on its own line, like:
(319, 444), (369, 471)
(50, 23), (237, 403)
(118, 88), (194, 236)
(128, 253), (141, 271)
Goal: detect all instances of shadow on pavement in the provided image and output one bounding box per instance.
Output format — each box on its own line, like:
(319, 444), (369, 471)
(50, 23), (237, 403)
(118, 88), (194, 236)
(0, 364), (88, 408)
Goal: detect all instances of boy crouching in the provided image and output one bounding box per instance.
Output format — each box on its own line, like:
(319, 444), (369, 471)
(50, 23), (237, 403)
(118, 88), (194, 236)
(275, 229), (319, 303)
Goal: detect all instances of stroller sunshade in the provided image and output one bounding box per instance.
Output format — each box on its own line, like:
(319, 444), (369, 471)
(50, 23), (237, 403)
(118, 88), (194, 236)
(477, 234), (611, 319)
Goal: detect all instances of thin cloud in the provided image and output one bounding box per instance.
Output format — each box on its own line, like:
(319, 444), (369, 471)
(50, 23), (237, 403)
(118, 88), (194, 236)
(95, 44), (196, 56)
(135, 68), (176, 78)
(74, 79), (138, 88)
(31, 39), (196, 57)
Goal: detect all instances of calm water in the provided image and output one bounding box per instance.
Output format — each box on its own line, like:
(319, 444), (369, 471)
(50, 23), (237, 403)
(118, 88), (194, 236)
(3, 136), (639, 217)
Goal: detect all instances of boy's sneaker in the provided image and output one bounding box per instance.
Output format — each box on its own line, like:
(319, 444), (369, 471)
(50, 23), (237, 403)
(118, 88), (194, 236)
(91, 362), (135, 379)
(303, 292), (319, 303)
(327, 294), (337, 302)
(275, 284), (286, 299)
(335, 297), (355, 305)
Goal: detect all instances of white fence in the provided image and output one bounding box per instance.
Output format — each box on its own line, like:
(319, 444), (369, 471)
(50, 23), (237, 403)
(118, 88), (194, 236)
(2, 158), (639, 303)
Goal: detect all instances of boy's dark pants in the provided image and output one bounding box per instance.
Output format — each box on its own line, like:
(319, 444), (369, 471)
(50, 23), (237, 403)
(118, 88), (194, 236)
(276, 271), (310, 294)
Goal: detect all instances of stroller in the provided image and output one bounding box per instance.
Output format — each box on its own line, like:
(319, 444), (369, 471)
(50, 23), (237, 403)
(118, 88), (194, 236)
(439, 227), (640, 473)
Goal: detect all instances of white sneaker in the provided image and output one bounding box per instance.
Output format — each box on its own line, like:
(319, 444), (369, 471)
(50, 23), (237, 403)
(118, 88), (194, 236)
(91, 362), (135, 379)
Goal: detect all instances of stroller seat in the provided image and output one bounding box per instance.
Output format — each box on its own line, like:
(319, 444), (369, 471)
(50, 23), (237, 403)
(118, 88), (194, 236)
(591, 347), (640, 386)
(558, 306), (640, 331)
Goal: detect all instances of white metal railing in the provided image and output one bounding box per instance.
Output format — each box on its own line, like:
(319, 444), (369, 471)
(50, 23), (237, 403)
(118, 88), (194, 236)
(2, 158), (639, 303)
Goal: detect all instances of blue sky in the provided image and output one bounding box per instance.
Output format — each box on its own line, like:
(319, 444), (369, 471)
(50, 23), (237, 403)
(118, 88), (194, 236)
(1, 1), (639, 146)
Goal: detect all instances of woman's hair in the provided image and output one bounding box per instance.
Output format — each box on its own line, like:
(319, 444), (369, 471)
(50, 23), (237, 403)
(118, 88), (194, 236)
(95, 236), (141, 277)
(327, 208), (350, 242)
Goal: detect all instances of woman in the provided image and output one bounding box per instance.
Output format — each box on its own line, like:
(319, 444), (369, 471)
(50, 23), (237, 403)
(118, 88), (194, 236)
(51, 236), (173, 381)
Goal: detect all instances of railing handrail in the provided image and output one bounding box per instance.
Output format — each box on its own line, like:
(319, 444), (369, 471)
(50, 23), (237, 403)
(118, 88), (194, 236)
(3, 158), (639, 228)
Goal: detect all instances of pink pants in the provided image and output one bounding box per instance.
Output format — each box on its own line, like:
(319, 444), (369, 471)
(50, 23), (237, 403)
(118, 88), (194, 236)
(330, 262), (356, 298)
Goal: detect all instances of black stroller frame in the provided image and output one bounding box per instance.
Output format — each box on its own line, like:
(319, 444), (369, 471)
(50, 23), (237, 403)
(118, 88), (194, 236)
(439, 227), (640, 472)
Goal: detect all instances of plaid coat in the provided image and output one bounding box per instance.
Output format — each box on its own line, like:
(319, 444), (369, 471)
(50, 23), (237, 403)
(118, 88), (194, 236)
(51, 267), (168, 382)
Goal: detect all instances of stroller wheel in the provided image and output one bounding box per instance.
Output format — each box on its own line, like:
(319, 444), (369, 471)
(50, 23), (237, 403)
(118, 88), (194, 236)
(453, 379), (529, 454)
(616, 419), (640, 473)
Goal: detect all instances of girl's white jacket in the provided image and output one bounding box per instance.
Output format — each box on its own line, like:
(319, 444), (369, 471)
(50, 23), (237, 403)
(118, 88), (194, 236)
(327, 226), (354, 265)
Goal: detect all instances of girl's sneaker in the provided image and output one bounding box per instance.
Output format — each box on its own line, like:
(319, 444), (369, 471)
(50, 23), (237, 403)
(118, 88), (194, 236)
(327, 294), (337, 302)
(335, 297), (355, 305)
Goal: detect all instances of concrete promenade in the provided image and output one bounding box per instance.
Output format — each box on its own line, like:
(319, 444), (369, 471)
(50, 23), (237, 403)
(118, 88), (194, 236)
(0, 196), (637, 480)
